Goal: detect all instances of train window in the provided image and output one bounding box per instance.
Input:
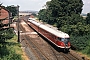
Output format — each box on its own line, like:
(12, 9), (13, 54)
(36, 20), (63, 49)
(57, 37), (61, 41)
(61, 38), (64, 41)
(61, 38), (70, 42)
(57, 37), (70, 41)
(61, 38), (70, 44)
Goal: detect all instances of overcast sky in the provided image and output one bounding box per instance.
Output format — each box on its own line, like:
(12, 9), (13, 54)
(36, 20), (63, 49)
(0, 0), (90, 13)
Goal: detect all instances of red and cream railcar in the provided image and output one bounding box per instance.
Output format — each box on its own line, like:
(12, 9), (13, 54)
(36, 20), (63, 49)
(28, 18), (70, 50)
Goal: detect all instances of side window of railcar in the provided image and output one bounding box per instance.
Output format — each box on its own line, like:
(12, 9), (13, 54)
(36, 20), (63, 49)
(57, 37), (61, 41)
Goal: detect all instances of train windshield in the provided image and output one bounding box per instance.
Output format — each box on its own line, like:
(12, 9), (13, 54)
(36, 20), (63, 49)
(61, 38), (70, 44)
(58, 37), (70, 44)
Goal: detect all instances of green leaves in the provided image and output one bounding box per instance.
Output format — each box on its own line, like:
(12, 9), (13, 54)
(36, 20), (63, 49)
(6, 6), (17, 17)
(38, 0), (90, 36)
(0, 28), (22, 60)
(38, 0), (90, 52)
(0, 28), (14, 43)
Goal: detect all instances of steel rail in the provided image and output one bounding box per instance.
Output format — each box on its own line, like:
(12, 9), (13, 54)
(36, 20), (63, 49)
(19, 20), (50, 60)
(20, 19), (82, 60)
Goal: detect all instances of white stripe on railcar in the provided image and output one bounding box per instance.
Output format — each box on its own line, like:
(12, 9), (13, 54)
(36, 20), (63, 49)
(28, 19), (69, 38)
(39, 24), (69, 38)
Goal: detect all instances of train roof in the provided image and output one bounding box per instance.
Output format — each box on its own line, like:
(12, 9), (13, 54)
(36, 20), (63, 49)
(28, 19), (69, 38)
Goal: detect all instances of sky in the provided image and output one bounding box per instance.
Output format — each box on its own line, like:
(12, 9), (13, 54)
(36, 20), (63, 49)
(0, 0), (90, 14)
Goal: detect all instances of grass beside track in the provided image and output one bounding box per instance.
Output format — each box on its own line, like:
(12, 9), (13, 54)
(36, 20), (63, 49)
(0, 35), (25, 60)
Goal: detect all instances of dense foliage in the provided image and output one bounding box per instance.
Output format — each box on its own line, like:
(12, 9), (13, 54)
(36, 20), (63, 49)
(6, 6), (17, 18)
(0, 28), (22, 60)
(0, 28), (14, 42)
(38, 0), (90, 54)
(0, 4), (23, 59)
(38, 0), (90, 36)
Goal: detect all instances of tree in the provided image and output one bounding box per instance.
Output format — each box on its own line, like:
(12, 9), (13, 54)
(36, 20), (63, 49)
(38, 9), (47, 21)
(38, 0), (83, 26)
(6, 6), (17, 18)
(50, 0), (83, 26)
(38, 0), (86, 36)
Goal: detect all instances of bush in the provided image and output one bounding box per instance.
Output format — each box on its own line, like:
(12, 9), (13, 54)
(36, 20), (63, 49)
(0, 36), (23, 60)
(70, 34), (90, 50)
(0, 28), (14, 43)
(0, 28), (23, 60)
(61, 24), (90, 36)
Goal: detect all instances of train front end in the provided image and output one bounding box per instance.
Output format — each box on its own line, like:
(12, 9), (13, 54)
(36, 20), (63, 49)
(57, 33), (70, 51)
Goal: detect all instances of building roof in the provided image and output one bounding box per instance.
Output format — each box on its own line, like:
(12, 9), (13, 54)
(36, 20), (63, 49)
(0, 4), (10, 24)
(0, 5), (10, 20)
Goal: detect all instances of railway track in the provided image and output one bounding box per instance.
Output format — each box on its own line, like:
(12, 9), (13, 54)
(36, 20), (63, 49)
(60, 52), (80, 60)
(21, 35), (49, 60)
(26, 20), (81, 60)
(47, 40), (80, 60)
(16, 19), (83, 60)
(19, 20), (50, 60)
(20, 20), (60, 60)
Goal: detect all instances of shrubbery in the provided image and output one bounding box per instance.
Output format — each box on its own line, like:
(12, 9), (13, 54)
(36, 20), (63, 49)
(0, 28), (23, 60)
(70, 34), (90, 50)
(0, 42), (22, 60)
(0, 28), (14, 42)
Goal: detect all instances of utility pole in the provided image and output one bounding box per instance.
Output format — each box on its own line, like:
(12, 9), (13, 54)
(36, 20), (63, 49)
(17, 5), (20, 43)
(11, 5), (20, 43)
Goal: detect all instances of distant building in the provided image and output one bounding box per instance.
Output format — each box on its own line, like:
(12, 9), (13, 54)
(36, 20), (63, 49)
(19, 11), (32, 16)
(81, 13), (87, 19)
(19, 11), (38, 16)
(0, 4), (10, 25)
